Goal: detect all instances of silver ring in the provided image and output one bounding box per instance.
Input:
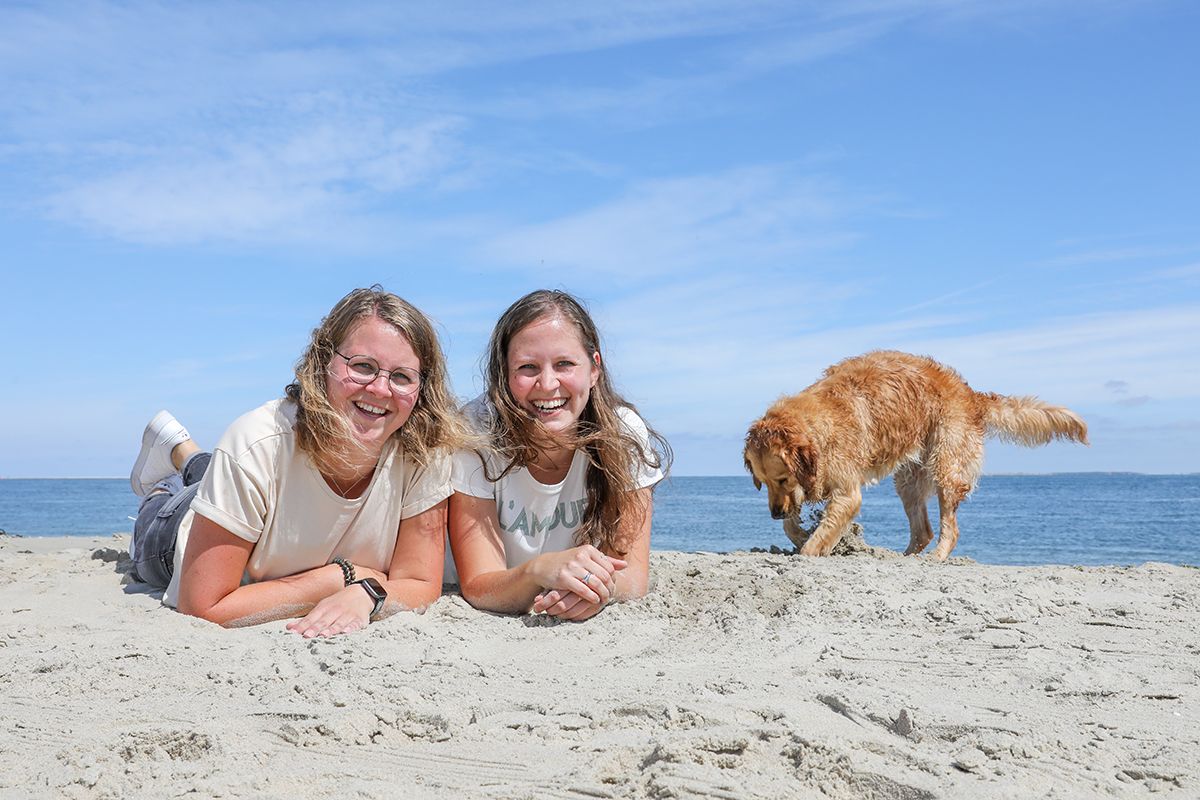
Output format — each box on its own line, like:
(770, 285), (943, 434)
(582, 572), (592, 585)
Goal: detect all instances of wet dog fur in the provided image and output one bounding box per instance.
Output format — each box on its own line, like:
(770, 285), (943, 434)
(743, 351), (1088, 560)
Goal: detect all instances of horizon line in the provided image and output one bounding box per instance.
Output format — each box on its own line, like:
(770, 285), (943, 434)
(2, 471), (1198, 481)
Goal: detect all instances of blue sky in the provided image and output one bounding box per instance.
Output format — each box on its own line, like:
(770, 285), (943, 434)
(1, 1), (1197, 477)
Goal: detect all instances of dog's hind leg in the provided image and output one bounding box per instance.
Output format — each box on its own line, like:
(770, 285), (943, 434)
(930, 427), (984, 561)
(800, 487), (861, 556)
(931, 483), (969, 561)
(894, 463), (935, 555)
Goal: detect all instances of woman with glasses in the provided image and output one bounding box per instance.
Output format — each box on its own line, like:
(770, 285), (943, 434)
(447, 290), (671, 621)
(128, 286), (470, 637)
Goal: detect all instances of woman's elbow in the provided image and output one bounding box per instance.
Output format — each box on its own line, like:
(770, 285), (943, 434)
(618, 573), (650, 601)
(621, 585), (648, 602)
(177, 604), (218, 623)
(176, 595), (227, 625)
(457, 578), (488, 609)
(412, 579), (443, 610)
(458, 578), (510, 613)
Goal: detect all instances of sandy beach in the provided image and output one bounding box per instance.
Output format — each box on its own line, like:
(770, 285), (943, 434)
(1, 533), (1196, 799)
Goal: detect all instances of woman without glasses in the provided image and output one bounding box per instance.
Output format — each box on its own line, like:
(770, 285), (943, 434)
(128, 286), (470, 637)
(448, 290), (671, 621)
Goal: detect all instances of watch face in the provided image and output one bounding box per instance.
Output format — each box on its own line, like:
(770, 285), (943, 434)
(360, 577), (386, 601)
(357, 577), (387, 618)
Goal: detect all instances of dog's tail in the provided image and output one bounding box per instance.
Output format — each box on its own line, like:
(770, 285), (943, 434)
(980, 393), (1089, 447)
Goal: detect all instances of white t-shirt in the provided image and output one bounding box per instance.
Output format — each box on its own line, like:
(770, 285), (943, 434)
(444, 396), (664, 582)
(163, 399), (451, 608)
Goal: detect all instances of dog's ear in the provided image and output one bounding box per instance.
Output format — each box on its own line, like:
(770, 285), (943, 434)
(744, 426), (766, 491)
(742, 452), (762, 490)
(786, 431), (819, 495)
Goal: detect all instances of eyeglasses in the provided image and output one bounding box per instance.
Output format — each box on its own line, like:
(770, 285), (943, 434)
(334, 351), (421, 396)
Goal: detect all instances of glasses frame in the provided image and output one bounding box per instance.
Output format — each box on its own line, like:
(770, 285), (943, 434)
(333, 350), (422, 396)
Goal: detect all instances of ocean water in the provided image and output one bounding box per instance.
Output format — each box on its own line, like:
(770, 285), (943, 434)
(653, 474), (1200, 566)
(1, 474), (1197, 567)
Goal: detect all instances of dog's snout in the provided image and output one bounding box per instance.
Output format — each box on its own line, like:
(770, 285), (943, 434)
(770, 508), (786, 520)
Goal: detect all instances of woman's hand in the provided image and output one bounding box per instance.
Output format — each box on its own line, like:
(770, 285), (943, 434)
(528, 545), (625, 605)
(285, 584), (374, 638)
(450, 493), (630, 615)
(531, 589), (607, 621)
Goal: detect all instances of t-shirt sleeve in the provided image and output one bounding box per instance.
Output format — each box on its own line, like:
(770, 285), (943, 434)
(189, 447), (269, 543)
(399, 449), (454, 518)
(450, 448), (496, 499)
(619, 407), (665, 490)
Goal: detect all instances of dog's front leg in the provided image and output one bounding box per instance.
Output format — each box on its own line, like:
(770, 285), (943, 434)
(800, 488), (861, 556)
(783, 514), (808, 549)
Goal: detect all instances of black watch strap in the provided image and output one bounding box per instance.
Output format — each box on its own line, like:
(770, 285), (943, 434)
(354, 577), (387, 619)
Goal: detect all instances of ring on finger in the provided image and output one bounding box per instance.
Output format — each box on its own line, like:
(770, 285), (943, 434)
(582, 572), (592, 585)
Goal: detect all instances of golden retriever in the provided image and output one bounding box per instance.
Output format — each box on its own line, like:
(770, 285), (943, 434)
(743, 351), (1088, 560)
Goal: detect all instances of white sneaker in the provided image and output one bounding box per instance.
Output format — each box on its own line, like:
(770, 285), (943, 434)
(130, 411), (191, 497)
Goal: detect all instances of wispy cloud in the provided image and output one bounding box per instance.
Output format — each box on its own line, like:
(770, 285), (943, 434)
(482, 165), (862, 276)
(891, 305), (1200, 402)
(156, 349), (277, 383)
(458, 17), (890, 125)
(612, 300), (1200, 437)
(1037, 244), (1200, 269)
(46, 117), (463, 244)
(0, 2), (893, 135)
(891, 279), (999, 315)
(1149, 262), (1200, 281)
(596, 272), (976, 431)
(1115, 395), (1152, 408)
(2, 0), (1133, 248)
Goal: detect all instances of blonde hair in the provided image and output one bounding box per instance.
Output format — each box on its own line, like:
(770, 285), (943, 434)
(481, 290), (671, 554)
(285, 286), (472, 474)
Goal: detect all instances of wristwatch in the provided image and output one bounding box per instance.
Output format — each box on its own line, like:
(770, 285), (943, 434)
(354, 577), (387, 619)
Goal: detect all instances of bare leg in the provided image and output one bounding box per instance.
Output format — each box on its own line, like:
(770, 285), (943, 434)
(800, 488), (861, 556)
(140, 440), (203, 498)
(894, 463), (935, 555)
(172, 439), (201, 471)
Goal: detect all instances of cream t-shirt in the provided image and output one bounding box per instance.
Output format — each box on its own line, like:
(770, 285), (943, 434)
(444, 396), (663, 582)
(163, 399), (451, 608)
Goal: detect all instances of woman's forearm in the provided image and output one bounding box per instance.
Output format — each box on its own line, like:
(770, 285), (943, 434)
(201, 565), (441, 626)
(610, 486), (654, 602)
(182, 562), (347, 626)
(376, 575), (442, 616)
(460, 560), (544, 613)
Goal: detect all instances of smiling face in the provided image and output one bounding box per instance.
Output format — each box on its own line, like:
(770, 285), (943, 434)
(325, 315), (421, 457)
(505, 313), (600, 439)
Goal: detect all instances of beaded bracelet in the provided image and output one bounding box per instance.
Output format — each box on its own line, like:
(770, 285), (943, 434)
(332, 557), (355, 587)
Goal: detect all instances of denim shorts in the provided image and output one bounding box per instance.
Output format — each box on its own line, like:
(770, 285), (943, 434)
(129, 452), (211, 588)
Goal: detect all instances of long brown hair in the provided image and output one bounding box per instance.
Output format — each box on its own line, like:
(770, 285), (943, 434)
(285, 285), (472, 475)
(481, 290), (671, 554)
